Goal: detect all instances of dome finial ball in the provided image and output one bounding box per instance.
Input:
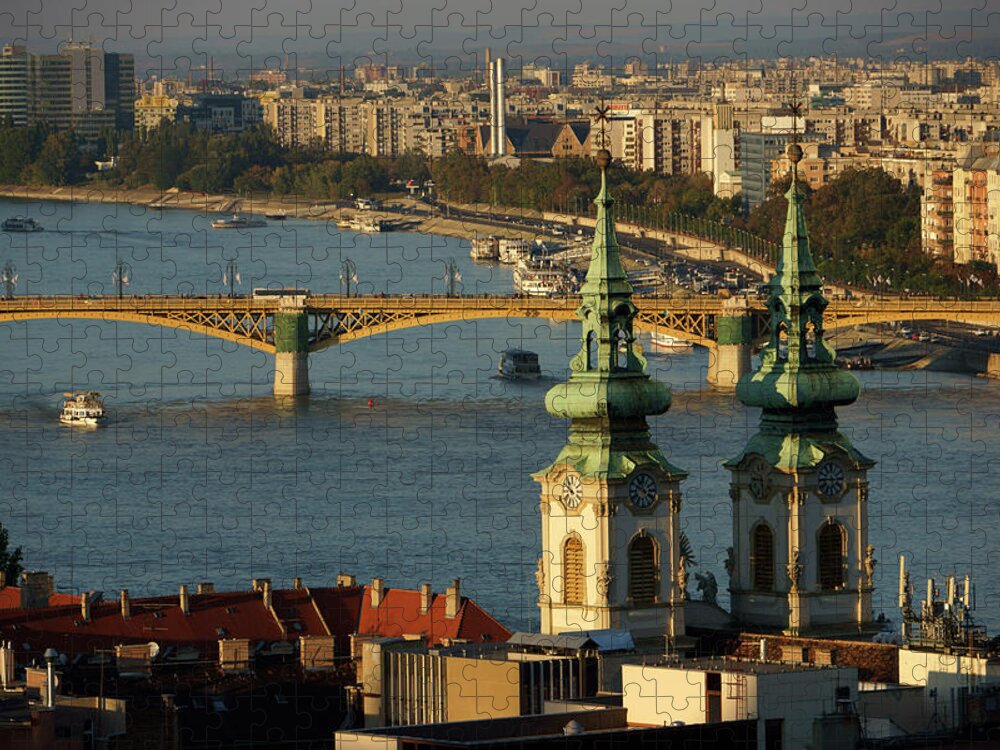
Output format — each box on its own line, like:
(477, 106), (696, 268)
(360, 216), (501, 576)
(596, 149), (612, 170)
(787, 143), (803, 165)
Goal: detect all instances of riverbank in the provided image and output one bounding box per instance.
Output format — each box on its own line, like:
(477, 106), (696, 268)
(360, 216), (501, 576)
(0, 183), (542, 245)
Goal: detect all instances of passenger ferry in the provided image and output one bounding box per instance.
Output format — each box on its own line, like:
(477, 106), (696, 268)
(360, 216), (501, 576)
(2, 216), (43, 233)
(211, 214), (267, 229)
(470, 235), (500, 262)
(59, 392), (107, 427)
(498, 239), (533, 264)
(498, 349), (541, 380)
(649, 332), (694, 353)
(513, 258), (580, 297)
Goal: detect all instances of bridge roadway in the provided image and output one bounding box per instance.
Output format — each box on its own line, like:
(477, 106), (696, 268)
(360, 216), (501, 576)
(2, 293), (999, 392)
(2, 293), (1000, 350)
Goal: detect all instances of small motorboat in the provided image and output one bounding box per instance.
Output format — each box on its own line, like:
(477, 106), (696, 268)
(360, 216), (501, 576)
(212, 214), (267, 229)
(2, 216), (43, 232)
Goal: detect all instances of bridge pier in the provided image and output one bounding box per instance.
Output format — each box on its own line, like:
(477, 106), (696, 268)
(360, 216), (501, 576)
(273, 311), (310, 397)
(707, 298), (753, 389)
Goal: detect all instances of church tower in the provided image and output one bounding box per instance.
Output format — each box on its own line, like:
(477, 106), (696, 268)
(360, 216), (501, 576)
(725, 143), (876, 634)
(533, 149), (687, 642)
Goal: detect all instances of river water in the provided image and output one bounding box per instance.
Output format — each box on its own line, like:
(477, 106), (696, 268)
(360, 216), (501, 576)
(0, 198), (997, 634)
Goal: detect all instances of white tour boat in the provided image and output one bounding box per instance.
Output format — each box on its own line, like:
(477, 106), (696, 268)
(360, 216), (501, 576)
(470, 235), (500, 262)
(59, 392), (107, 427)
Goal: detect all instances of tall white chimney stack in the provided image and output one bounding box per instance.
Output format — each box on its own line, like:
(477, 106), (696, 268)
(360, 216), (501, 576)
(496, 57), (506, 156)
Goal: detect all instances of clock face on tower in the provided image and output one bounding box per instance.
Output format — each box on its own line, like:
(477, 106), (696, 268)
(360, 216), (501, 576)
(628, 472), (658, 509)
(560, 474), (583, 509)
(817, 461), (845, 497)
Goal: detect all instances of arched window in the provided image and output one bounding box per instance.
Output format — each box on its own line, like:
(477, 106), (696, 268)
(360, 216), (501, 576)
(628, 535), (658, 606)
(777, 323), (789, 361)
(750, 524), (775, 592)
(818, 522), (846, 591)
(585, 331), (596, 370)
(615, 328), (629, 369)
(563, 537), (585, 605)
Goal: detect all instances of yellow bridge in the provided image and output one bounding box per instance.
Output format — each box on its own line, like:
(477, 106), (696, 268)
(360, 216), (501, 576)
(1, 293), (998, 394)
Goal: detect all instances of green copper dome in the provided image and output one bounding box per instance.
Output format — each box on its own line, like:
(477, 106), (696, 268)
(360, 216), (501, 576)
(539, 151), (683, 481)
(736, 148), (861, 428)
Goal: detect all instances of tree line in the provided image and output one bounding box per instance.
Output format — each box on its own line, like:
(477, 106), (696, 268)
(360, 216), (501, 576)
(0, 117), (986, 294)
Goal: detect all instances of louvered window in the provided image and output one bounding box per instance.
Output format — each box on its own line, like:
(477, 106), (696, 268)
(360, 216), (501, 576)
(818, 523), (845, 591)
(563, 537), (585, 605)
(628, 536), (658, 606)
(751, 524), (775, 592)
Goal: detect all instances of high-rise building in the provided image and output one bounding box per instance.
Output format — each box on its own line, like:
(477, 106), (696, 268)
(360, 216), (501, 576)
(7, 43), (135, 136)
(533, 149), (687, 643)
(0, 45), (28, 126)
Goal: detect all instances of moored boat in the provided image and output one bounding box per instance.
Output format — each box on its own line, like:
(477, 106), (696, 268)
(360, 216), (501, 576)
(59, 392), (107, 427)
(265, 211), (288, 220)
(212, 214), (267, 229)
(2, 216), (43, 233)
(649, 332), (694, 353)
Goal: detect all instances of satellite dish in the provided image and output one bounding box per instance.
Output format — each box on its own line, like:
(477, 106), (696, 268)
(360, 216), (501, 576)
(148, 642), (160, 659)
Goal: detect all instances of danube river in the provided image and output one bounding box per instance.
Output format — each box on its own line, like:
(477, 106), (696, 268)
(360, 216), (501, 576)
(0, 198), (997, 633)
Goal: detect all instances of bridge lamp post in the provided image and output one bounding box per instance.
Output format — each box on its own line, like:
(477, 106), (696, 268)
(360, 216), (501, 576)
(340, 258), (359, 298)
(444, 258), (462, 297)
(112, 259), (132, 300)
(1, 261), (17, 300)
(223, 260), (241, 298)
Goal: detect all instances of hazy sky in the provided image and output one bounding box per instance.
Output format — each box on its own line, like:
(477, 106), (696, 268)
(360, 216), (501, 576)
(3, 0), (998, 77)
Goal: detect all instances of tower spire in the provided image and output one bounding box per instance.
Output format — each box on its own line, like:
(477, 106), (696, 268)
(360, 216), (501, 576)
(735, 141), (860, 431)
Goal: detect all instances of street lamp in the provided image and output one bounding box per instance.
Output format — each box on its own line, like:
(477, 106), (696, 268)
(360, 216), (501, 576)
(112, 258), (132, 300)
(1, 260), (17, 300)
(340, 258), (359, 297)
(223, 259), (241, 297)
(443, 258), (462, 297)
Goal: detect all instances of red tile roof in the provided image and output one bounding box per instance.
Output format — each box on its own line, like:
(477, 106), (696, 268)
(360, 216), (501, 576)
(0, 582), (510, 660)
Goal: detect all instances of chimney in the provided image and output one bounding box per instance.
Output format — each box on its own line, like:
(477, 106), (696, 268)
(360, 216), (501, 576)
(252, 578), (271, 593)
(371, 577), (385, 608)
(179, 585), (190, 615)
(20, 571), (54, 609)
(262, 579), (273, 611)
(496, 58), (506, 157)
(120, 589), (131, 619)
(293, 577), (303, 591)
(420, 583), (432, 615)
(80, 592), (92, 623)
(337, 573), (356, 588)
(197, 582), (214, 595)
(0, 571), (6, 589)
(445, 579), (461, 619)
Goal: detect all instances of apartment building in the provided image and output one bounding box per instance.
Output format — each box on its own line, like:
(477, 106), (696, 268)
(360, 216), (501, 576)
(0, 42), (134, 136)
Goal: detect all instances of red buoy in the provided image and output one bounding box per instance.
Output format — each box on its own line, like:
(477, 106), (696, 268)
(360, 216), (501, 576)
(367, 398), (375, 409)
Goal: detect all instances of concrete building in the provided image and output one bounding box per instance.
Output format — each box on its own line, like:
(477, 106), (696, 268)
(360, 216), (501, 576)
(951, 144), (1000, 266)
(0, 44), (28, 126)
(740, 131), (790, 207)
(727, 144), (876, 634)
(134, 93), (179, 131)
(177, 93), (261, 132)
(623, 659), (860, 749)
